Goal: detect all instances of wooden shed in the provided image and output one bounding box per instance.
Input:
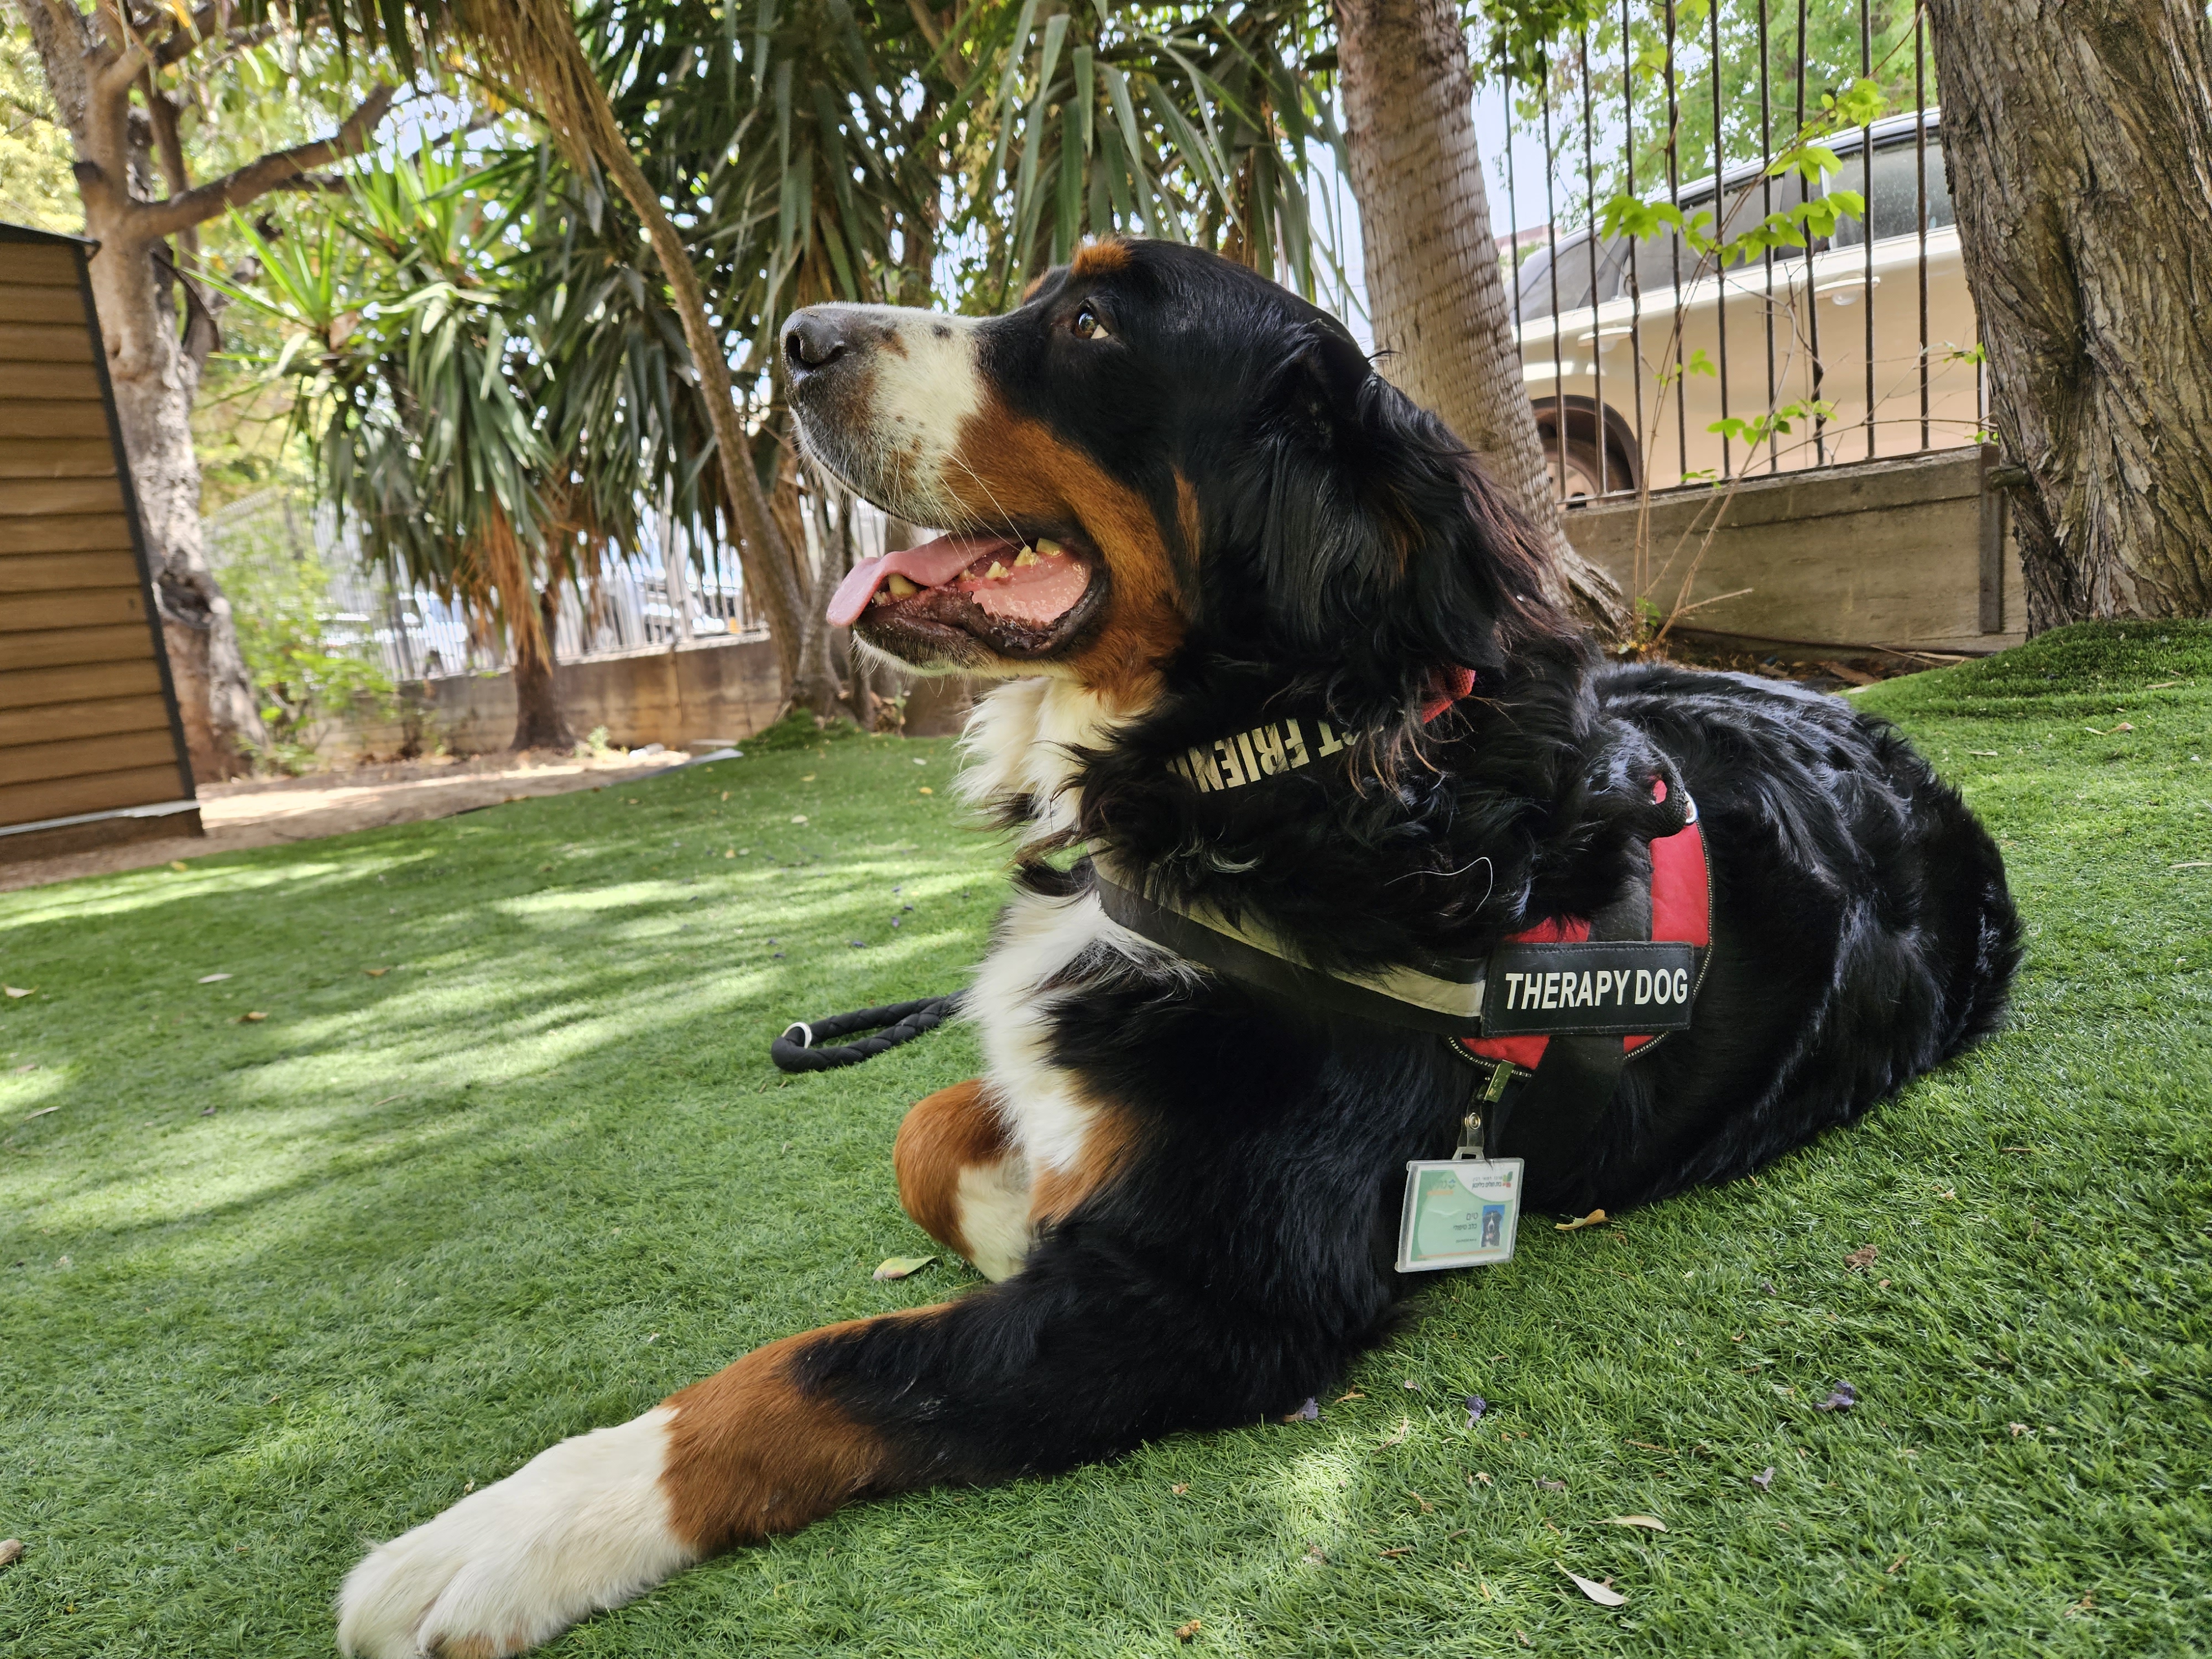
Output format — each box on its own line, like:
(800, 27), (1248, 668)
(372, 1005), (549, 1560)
(1, 221), (200, 862)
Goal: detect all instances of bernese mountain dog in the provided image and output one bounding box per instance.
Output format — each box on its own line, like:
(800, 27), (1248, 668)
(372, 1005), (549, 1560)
(338, 237), (2018, 1657)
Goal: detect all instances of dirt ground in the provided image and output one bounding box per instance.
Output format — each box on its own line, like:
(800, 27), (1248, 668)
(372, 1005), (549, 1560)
(0, 749), (688, 895)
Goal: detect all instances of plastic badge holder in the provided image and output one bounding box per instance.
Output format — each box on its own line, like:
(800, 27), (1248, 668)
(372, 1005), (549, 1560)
(1395, 1155), (1524, 1272)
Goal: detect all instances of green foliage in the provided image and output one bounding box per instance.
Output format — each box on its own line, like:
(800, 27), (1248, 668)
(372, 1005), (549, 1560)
(223, 542), (398, 773)
(5, 631), (2212, 1653)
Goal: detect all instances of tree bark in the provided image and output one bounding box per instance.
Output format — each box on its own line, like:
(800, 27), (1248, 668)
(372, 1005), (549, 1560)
(1334, 0), (1627, 639)
(13, 0), (392, 776)
(510, 582), (573, 750)
(1923, 0), (2212, 629)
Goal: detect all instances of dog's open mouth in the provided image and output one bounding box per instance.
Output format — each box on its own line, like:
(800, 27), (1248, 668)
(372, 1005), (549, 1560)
(826, 531), (1098, 657)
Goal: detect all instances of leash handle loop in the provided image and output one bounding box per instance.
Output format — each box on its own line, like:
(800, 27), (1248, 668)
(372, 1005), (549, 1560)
(769, 994), (962, 1073)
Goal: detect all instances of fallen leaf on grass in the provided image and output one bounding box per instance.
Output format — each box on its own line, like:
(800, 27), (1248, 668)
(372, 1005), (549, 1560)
(1538, 1479), (1567, 1491)
(1599, 1515), (1669, 1531)
(1380, 1417), (1410, 1447)
(2149, 679), (2187, 690)
(237, 1011), (267, 1024)
(1379, 1547), (1412, 1558)
(790, 815), (808, 824)
(1555, 1209), (1608, 1232)
(2, 987), (32, 999)
(170, 860), (189, 872)
(1302, 1544), (1328, 1565)
(2008, 1422), (2035, 1438)
(1565, 1569), (1627, 1606)
(1170, 1483), (1188, 1495)
(1844, 1244), (1879, 1271)
(870, 1256), (935, 1281)
(1175, 1619), (1203, 1642)
(23, 1107), (58, 1121)
(2114, 723), (2135, 732)
(1751, 1467), (1775, 1490)
(0, 1539), (20, 1568)
(2171, 861), (2212, 870)
(1887, 1553), (1908, 1574)
(918, 786), (934, 795)
(1472, 1472), (1493, 1487)
(1464, 1394), (1488, 1426)
(1968, 749), (2000, 757)
(363, 968), (390, 978)
(1284, 1398), (1321, 1422)
(197, 973), (232, 984)
(1334, 1389), (1365, 1402)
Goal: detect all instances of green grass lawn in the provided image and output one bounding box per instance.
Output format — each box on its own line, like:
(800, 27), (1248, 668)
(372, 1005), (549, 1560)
(4, 623), (2209, 1658)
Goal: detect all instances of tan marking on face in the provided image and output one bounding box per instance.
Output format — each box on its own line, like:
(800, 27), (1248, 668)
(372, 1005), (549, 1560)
(1071, 238), (1133, 277)
(894, 1079), (1011, 1258)
(660, 1317), (920, 1554)
(1021, 271), (1050, 302)
(948, 400), (1187, 708)
(1029, 1096), (1141, 1229)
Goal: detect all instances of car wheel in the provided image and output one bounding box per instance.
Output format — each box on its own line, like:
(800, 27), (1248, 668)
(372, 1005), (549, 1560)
(1537, 427), (1635, 501)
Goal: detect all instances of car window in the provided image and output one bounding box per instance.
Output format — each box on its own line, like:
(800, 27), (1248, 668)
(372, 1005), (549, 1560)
(1514, 229), (1630, 320)
(1828, 136), (1957, 246)
(1621, 171), (1810, 299)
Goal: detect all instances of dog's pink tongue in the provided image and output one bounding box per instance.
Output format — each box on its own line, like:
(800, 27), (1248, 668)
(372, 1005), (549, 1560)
(825, 534), (1020, 627)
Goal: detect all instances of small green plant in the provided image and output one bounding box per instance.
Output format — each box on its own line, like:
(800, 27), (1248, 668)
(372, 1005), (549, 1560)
(574, 725), (615, 760)
(225, 547), (396, 773)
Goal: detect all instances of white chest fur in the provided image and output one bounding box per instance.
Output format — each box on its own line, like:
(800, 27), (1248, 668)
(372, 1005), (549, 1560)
(956, 679), (1173, 1175)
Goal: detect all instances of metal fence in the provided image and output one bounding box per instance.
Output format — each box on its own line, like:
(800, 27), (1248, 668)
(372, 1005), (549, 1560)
(1479, 0), (1982, 502)
(202, 488), (771, 687)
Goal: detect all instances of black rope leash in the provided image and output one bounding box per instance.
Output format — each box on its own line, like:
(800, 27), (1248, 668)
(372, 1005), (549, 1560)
(770, 993), (963, 1073)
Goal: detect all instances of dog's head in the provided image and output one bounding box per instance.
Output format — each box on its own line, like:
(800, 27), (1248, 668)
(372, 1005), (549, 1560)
(785, 238), (1565, 713)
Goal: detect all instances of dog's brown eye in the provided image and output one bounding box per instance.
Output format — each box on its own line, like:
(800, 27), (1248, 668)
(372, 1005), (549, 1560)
(1072, 304), (1110, 341)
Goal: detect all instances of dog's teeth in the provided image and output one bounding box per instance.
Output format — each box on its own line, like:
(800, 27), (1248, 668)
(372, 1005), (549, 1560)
(1013, 548), (1039, 567)
(983, 561), (1009, 580)
(1035, 538), (1065, 557)
(886, 573), (921, 598)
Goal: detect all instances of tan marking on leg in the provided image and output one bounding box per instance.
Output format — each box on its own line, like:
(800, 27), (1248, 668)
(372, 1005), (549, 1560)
(1175, 472), (1203, 562)
(1029, 1099), (1142, 1230)
(895, 1079), (1011, 1257)
(660, 1318), (919, 1555)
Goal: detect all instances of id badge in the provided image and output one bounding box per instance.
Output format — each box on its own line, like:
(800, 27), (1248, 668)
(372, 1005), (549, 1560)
(1395, 1157), (1524, 1272)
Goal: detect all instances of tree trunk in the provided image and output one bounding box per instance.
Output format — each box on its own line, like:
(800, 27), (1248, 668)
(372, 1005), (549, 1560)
(1923, 0), (2212, 629)
(1334, 0), (1627, 639)
(511, 583), (573, 750)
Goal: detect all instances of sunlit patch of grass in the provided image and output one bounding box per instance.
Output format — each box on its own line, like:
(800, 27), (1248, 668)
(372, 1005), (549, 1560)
(3, 633), (2210, 1657)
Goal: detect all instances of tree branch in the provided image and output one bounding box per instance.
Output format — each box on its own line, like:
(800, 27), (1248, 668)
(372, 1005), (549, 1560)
(135, 81), (395, 240)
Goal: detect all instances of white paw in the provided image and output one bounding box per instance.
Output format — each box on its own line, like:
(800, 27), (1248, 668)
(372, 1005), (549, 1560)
(337, 1406), (696, 1658)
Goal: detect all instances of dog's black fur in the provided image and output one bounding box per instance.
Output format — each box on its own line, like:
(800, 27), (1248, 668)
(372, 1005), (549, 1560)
(781, 242), (2021, 1489)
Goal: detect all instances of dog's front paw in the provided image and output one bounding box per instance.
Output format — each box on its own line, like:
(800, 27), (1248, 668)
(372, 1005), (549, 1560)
(337, 1407), (695, 1658)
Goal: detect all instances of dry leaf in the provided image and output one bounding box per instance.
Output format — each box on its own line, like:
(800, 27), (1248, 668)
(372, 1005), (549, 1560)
(1402, 1378), (1422, 1390)
(170, 860), (189, 872)
(1968, 749), (2000, 757)
(2115, 722), (2135, 732)
(1539, 1478), (1567, 1491)
(1599, 1515), (1668, 1531)
(870, 1255), (935, 1281)
(1555, 1209), (1609, 1232)
(0, 1539), (20, 1568)
(1410, 1491), (1434, 1514)
(1844, 1244), (1879, 1271)
(1334, 1389), (1365, 1402)
(363, 968), (390, 978)
(238, 1011), (268, 1024)
(790, 815), (808, 824)
(1380, 1416), (1410, 1447)
(918, 786), (934, 795)
(23, 1107), (58, 1121)
(2008, 1422), (2034, 1438)
(1170, 1483), (1188, 1495)
(801, 775), (816, 782)
(1751, 1467), (1775, 1490)
(197, 973), (231, 984)
(1472, 1472), (1493, 1486)
(1175, 1619), (1202, 1642)
(1303, 1544), (1328, 1565)
(1887, 1553), (1908, 1575)
(1, 987), (30, 999)
(1284, 1397), (1321, 1423)
(1379, 1546), (1412, 1558)
(1566, 1570), (1627, 1607)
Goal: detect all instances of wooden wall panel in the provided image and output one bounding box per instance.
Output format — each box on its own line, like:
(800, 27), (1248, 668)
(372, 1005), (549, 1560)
(0, 366), (101, 401)
(0, 323), (97, 364)
(0, 693), (171, 748)
(3, 624), (153, 671)
(0, 551), (142, 591)
(0, 588), (147, 632)
(0, 515), (137, 555)
(0, 478), (128, 517)
(0, 401), (109, 438)
(0, 728), (180, 788)
(0, 763), (182, 824)
(0, 657), (163, 711)
(0, 438), (116, 479)
(6, 245), (80, 286)
(0, 288), (90, 325)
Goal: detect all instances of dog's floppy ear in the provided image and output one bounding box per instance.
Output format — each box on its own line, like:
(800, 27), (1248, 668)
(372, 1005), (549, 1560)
(1291, 326), (1375, 428)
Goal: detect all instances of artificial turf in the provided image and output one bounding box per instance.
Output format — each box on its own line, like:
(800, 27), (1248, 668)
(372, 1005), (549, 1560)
(2, 621), (2208, 1658)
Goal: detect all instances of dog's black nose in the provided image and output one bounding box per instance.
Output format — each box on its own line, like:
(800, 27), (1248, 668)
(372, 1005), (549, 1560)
(783, 309), (853, 380)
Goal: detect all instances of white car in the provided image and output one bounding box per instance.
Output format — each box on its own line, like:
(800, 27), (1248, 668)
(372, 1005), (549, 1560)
(1512, 109), (1980, 498)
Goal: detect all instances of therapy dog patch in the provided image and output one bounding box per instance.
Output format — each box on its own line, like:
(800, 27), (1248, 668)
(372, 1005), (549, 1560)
(1482, 942), (1701, 1036)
